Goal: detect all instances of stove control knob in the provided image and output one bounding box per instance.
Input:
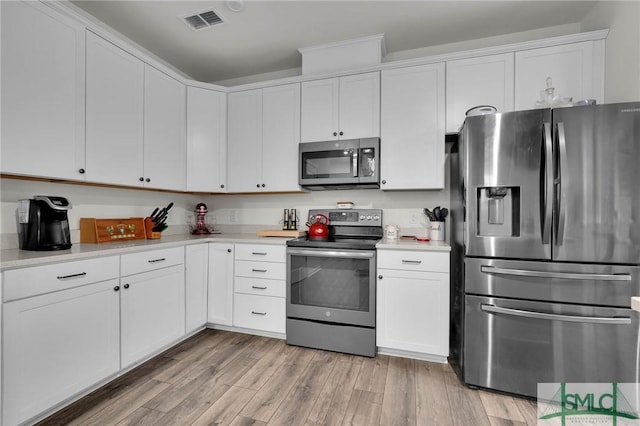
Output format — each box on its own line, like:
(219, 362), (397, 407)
(373, 215), (380, 221)
(360, 215), (366, 220)
(366, 215), (373, 220)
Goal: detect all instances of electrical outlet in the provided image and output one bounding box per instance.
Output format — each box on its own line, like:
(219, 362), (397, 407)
(409, 211), (419, 224)
(229, 210), (237, 223)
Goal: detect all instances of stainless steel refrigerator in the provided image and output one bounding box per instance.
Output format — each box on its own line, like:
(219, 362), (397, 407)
(450, 102), (640, 398)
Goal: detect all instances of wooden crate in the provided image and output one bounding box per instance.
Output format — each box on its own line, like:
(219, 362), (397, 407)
(80, 218), (146, 243)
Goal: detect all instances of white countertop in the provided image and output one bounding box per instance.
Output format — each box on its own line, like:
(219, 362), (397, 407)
(376, 237), (451, 252)
(0, 233), (291, 271)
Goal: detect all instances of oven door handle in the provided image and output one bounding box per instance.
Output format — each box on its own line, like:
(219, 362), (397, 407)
(287, 248), (375, 259)
(481, 304), (631, 325)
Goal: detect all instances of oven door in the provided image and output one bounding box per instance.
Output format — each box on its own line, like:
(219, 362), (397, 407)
(287, 247), (376, 327)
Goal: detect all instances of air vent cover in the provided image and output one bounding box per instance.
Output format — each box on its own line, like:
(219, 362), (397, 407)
(180, 9), (224, 31)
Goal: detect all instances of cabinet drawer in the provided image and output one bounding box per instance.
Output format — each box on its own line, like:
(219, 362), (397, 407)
(235, 260), (285, 280)
(377, 250), (449, 273)
(233, 293), (285, 333)
(121, 247), (184, 276)
(234, 244), (285, 262)
(235, 277), (285, 298)
(3, 256), (120, 301)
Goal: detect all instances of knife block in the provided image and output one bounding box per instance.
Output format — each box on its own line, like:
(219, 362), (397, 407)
(144, 217), (162, 239)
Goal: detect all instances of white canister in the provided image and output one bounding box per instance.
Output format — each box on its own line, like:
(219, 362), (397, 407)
(429, 221), (445, 241)
(385, 224), (399, 240)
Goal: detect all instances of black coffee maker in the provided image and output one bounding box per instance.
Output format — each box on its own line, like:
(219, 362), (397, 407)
(18, 196), (72, 251)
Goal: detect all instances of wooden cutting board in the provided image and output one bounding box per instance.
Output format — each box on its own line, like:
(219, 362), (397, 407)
(256, 229), (307, 237)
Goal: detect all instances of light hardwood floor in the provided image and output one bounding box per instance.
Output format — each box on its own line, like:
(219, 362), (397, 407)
(38, 329), (538, 426)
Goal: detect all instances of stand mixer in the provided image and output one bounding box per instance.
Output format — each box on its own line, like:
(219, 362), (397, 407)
(190, 203), (213, 235)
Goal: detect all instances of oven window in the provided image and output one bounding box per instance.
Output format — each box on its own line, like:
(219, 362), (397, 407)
(290, 255), (370, 311)
(301, 150), (355, 179)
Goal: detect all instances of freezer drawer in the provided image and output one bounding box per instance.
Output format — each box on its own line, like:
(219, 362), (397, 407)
(464, 295), (639, 398)
(466, 257), (639, 307)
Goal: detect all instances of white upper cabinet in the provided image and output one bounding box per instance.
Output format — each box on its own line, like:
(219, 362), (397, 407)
(227, 89), (263, 192)
(514, 41), (603, 110)
(446, 53), (514, 133)
(1, 1), (86, 180)
(85, 31), (145, 187)
(301, 72), (380, 142)
(261, 83), (301, 192)
(380, 63), (445, 190)
(143, 65), (186, 191)
(186, 86), (227, 192)
(227, 84), (301, 192)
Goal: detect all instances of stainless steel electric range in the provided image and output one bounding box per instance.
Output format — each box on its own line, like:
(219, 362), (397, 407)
(286, 208), (382, 357)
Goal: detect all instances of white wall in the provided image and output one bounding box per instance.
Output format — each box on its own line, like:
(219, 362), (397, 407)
(581, 1), (640, 102)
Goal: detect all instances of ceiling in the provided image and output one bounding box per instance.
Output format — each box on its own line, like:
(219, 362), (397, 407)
(69, 1), (598, 84)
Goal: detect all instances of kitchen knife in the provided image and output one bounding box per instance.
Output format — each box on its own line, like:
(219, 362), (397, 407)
(150, 207), (159, 219)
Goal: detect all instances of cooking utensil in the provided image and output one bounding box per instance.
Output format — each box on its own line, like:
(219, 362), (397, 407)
(439, 208), (449, 221)
(307, 213), (329, 240)
(434, 207), (441, 221)
(424, 208), (436, 221)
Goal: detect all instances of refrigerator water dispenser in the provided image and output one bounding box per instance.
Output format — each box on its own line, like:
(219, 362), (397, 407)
(477, 187), (520, 236)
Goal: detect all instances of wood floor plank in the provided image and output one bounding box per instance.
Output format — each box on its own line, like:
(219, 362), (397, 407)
(479, 390), (526, 424)
(354, 354), (389, 404)
(443, 367), (491, 426)
(234, 340), (289, 390)
(191, 385), (257, 425)
(415, 361), (454, 426)
(512, 397), (538, 425)
(239, 345), (316, 423)
(154, 383), (231, 426)
(488, 416), (528, 426)
(305, 359), (361, 426)
(267, 351), (338, 425)
(342, 389), (383, 426)
(380, 356), (417, 426)
(115, 406), (167, 426)
(229, 416), (268, 426)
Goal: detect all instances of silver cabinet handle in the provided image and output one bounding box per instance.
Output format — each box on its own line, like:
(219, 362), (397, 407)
(252, 269), (267, 273)
(481, 304), (631, 325)
(56, 272), (87, 280)
(401, 260), (422, 264)
(480, 265), (631, 281)
(148, 258), (166, 263)
(251, 311), (267, 316)
(251, 285), (268, 290)
(252, 252), (267, 256)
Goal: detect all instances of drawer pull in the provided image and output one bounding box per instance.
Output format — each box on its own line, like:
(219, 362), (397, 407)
(251, 311), (267, 316)
(148, 258), (166, 263)
(251, 285), (268, 290)
(56, 272), (87, 280)
(252, 252), (268, 256)
(401, 260), (422, 264)
(252, 269), (268, 273)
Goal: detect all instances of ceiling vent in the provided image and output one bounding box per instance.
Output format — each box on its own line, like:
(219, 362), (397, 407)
(180, 9), (224, 31)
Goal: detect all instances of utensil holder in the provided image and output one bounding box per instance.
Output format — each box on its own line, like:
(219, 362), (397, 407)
(429, 221), (445, 241)
(144, 217), (162, 239)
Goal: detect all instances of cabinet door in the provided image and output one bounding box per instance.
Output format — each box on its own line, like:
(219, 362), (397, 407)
(2, 280), (120, 426)
(376, 268), (449, 357)
(121, 265), (185, 367)
(446, 53), (514, 132)
(515, 41), (600, 110)
(186, 87), (227, 192)
(339, 72), (380, 140)
(208, 243), (234, 326)
(143, 65), (186, 191)
(381, 63), (445, 190)
(261, 83), (301, 192)
(227, 89), (263, 192)
(185, 244), (209, 334)
(86, 31), (144, 187)
(1, 1), (86, 181)
(301, 77), (339, 142)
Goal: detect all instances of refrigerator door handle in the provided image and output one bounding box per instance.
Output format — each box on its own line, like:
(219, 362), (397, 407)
(480, 265), (632, 281)
(541, 122), (553, 244)
(481, 304), (631, 325)
(556, 122), (568, 246)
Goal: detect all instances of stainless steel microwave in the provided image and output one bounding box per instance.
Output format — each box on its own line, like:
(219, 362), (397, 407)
(299, 138), (380, 190)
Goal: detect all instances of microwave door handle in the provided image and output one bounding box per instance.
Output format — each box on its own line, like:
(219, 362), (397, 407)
(352, 150), (358, 177)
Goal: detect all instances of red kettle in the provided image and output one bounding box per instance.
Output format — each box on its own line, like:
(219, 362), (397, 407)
(306, 213), (329, 240)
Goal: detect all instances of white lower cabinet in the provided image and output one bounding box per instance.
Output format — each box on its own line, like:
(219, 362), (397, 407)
(376, 249), (450, 360)
(2, 279), (120, 426)
(208, 243), (234, 326)
(120, 263), (185, 368)
(233, 244), (286, 334)
(185, 244), (209, 334)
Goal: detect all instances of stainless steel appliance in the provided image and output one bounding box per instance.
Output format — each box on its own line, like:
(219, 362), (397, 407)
(299, 138), (379, 190)
(286, 208), (383, 357)
(450, 103), (640, 397)
(17, 196), (72, 251)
